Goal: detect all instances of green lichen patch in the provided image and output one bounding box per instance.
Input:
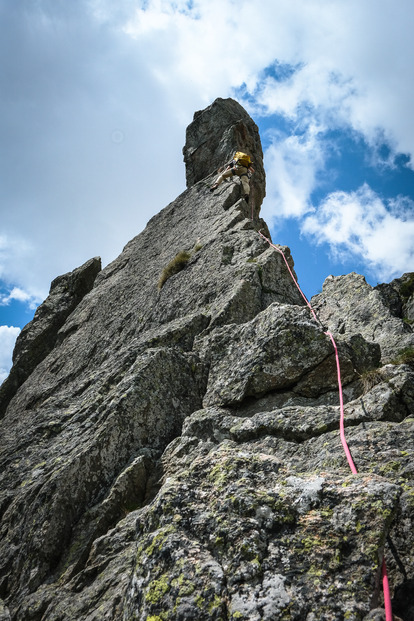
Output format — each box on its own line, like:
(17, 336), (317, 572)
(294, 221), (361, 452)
(122, 432), (402, 620)
(145, 574), (171, 604)
(141, 525), (177, 559)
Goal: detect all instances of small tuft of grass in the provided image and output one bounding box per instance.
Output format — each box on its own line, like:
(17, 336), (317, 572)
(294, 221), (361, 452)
(359, 368), (387, 393)
(158, 250), (191, 290)
(391, 346), (414, 368)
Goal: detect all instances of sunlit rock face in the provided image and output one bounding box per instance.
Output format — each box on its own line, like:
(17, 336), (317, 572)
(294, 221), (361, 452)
(0, 98), (413, 621)
(183, 97), (266, 217)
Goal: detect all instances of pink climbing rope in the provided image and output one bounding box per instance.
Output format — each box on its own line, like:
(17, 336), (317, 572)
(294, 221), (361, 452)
(258, 231), (356, 468)
(258, 231), (320, 324)
(257, 229), (393, 621)
(382, 558), (392, 621)
(324, 330), (358, 474)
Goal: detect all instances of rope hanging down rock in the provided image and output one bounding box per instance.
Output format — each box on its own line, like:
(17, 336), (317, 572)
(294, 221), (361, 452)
(257, 228), (393, 621)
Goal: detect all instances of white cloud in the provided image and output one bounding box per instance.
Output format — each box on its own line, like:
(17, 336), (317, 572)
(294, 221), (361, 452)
(0, 0), (189, 298)
(122, 0), (414, 269)
(0, 234), (45, 300)
(0, 286), (40, 309)
(261, 124), (326, 223)
(122, 0), (414, 164)
(249, 1), (413, 163)
(1, 0), (414, 322)
(0, 325), (20, 385)
(254, 64), (356, 131)
(302, 184), (414, 281)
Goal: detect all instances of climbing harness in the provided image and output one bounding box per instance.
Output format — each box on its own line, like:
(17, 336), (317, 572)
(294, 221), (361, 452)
(211, 160), (253, 195)
(257, 228), (393, 621)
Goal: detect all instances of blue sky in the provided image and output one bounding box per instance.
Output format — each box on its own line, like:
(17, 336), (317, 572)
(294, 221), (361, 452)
(1, 0), (414, 382)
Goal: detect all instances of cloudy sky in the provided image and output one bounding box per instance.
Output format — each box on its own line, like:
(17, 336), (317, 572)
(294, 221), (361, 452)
(1, 0), (413, 382)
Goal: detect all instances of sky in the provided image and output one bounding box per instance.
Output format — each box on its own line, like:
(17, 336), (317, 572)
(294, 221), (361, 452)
(1, 0), (414, 383)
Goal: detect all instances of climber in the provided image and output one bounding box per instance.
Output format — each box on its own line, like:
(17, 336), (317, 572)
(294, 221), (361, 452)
(210, 152), (254, 203)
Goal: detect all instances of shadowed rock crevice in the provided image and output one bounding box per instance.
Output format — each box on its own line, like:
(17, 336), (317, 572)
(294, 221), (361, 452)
(54, 451), (162, 585)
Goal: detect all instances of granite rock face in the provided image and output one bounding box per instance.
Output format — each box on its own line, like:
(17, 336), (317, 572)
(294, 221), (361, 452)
(311, 272), (414, 364)
(183, 97), (266, 219)
(0, 98), (413, 621)
(0, 256), (101, 418)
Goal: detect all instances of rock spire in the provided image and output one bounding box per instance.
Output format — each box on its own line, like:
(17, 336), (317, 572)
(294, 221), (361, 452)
(0, 98), (413, 621)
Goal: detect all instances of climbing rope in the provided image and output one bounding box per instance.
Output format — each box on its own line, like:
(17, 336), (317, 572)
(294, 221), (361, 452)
(324, 329), (358, 475)
(257, 228), (393, 620)
(257, 230), (320, 324)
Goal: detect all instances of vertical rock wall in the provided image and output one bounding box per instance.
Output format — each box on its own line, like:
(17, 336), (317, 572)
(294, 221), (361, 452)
(183, 97), (266, 218)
